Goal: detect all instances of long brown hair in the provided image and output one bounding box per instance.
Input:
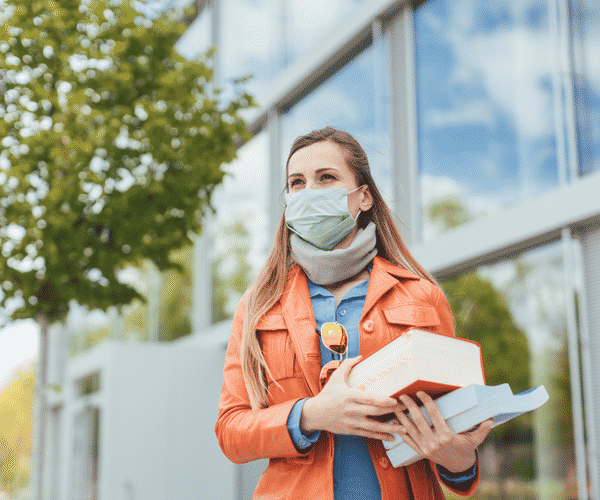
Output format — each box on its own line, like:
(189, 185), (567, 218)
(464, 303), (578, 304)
(240, 127), (435, 410)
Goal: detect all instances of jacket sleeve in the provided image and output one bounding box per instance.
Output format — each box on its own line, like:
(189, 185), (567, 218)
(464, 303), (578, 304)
(214, 296), (307, 464)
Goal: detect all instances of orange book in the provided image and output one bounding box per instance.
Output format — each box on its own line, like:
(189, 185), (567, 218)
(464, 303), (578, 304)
(346, 329), (485, 400)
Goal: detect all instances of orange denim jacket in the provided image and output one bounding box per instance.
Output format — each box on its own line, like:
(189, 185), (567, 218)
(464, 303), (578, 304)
(215, 256), (481, 500)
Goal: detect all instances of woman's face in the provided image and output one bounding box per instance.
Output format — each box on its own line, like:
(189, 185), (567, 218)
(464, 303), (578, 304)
(286, 140), (373, 249)
(287, 140), (372, 212)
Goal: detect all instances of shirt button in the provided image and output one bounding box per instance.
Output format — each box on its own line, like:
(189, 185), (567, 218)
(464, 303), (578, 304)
(363, 319), (375, 332)
(339, 309), (346, 316)
(378, 457), (390, 469)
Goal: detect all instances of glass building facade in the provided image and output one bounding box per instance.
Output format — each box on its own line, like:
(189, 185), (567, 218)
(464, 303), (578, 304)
(182, 1), (600, 498)
(51, 1), (599, 499)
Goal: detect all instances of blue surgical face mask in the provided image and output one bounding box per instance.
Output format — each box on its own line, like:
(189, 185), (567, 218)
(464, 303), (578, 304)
(284, 186), (365, 250)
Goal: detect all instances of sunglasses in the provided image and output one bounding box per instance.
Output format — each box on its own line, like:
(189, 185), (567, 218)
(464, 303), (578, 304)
(317, 322), (348, 388)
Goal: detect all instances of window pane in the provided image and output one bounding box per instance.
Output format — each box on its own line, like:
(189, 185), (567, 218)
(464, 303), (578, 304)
(219, 0), (281, 100)
(282, 39), (393, 203)
(217, 0), (367, 99)
(415, 0), (560, 241)
(210, 131), (270, 323)
(573, 0), (600, 176)
(286, 0), (362, 67)
(176, 4), (213, 60)
(439, 242), (577, 500)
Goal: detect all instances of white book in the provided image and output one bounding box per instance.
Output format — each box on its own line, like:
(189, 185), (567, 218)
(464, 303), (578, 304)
(383, 383), (514, 451)
(346, 329), (485, 400)
(384, 384), (549, 468)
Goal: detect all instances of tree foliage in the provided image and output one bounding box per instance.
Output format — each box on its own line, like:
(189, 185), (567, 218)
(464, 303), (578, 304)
(0, 362), (34, 493)
(427, 195), (473, 230)
(440, 271), (532, 445)
(429, 196), (533, 445)
(0, 0), (253, 324)
(159, 243), (193, 341)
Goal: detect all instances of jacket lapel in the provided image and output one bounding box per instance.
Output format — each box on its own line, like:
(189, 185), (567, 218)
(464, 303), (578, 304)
(362, 256), (421, 320)
(280, 266), (322, 396)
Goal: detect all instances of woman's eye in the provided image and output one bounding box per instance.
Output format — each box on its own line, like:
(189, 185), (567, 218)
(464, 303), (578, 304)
(320, 173), (336, 182)
(289, 178), (304, 189)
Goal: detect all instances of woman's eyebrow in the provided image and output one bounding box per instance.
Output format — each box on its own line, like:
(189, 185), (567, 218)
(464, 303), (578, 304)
(287, 167), (340, 180)
(315, 167), (339, 174)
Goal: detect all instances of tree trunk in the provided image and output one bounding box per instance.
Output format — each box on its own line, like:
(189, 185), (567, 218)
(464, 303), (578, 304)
(34, 312), (49, 500)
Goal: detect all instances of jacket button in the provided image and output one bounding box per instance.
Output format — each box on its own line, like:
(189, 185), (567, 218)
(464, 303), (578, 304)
(378, 457), (390, 469)
(363, 320), (375, 332)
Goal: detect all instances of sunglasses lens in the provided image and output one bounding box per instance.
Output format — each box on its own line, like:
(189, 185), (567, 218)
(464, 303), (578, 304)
(319, 360), (342, 388)
(321, 322), (348, 355)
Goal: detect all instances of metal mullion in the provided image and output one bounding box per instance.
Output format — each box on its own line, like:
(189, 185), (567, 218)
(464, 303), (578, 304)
(550, 0), (569, 186)
(268, 109), (283, 236)
(388, 3), (420, 246)
(573, 232), (599, 500)
(560, 0), (580, 181)
(403, 4), (420, 244)
(562, 227), (589, 500)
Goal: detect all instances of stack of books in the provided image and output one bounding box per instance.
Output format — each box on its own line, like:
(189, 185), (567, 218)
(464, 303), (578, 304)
(344, 329), (549, 468)
(382, 383), (549, 467)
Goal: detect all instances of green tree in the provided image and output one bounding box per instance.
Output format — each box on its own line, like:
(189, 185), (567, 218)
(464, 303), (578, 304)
(427, 195), (473, 230)
(159, 243), (193, 341)
(0, 362), (34, 494)
(0, 0), (253, 494)
(211, 218), (252, 324)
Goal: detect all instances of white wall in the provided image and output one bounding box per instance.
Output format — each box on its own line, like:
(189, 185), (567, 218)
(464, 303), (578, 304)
(39, 324), (264, 500)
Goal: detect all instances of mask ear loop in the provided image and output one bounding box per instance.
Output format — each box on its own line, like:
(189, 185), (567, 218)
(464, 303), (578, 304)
(278, 186), (287, 209)
(349, 184), (368, 221)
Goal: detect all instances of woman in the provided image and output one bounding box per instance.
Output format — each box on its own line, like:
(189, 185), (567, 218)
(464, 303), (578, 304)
(215, 127), (492, 499)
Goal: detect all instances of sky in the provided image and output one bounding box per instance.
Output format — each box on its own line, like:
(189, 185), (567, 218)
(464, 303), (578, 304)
(0, 320), (38, 390)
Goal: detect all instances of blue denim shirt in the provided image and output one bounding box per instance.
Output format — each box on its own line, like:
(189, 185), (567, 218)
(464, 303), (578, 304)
(285, 272), (477, 498)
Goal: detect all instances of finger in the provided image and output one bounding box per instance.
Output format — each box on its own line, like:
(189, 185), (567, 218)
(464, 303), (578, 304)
(353, 429), (398, 441)
(351, 393), (399, 409)
(415, 391), (451, 433)
(394, 426), (425, 458)
(395, 408), (421, 440)
(399, 395), (434, 438)
(396, 400), (408, 412)
(463, 418), (494, 446)
(354, 419), (406, 441)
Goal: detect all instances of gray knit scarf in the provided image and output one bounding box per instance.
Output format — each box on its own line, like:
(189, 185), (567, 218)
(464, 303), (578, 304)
(290, 222), (378, 285)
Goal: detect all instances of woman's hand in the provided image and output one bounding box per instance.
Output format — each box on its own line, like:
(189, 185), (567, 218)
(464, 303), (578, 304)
(395, 392), (494, 473)
(300, 356), (407, 441)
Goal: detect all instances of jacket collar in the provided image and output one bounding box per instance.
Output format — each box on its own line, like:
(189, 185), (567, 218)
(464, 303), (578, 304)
(361, 256), (420, 319)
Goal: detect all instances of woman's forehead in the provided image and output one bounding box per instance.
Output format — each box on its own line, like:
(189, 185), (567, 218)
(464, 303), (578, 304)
(287, 141), (349, 175)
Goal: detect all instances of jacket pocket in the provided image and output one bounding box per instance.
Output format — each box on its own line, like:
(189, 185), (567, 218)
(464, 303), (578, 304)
(383, 303), (440, 328)
(266, 376), (311, 406)
(258, 313), (297, 385)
